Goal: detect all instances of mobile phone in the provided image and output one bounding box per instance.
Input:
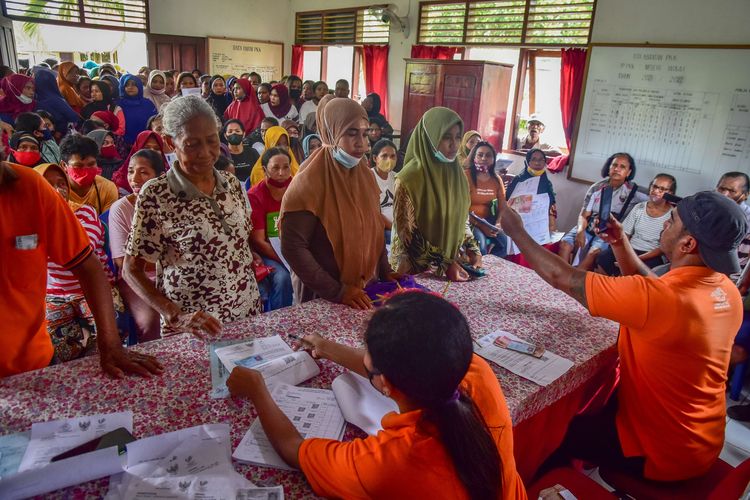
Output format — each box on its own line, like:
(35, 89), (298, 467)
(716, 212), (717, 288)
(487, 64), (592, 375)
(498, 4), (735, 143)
(50, 427), (135, 462)
(663, 192), (682, 205)
(598, 186), (613, 232)
(494, 336), (545, 358)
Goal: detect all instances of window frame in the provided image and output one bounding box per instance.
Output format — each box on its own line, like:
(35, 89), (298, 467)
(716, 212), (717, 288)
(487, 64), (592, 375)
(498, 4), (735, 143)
(295, 6), (390, 46)
(417, 0), (597, 48)
(1, 0), (149, 33)
(300, 45), (365, 101)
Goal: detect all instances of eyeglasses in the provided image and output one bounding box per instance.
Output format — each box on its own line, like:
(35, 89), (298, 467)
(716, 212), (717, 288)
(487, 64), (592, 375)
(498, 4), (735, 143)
(364, 363), (381, 390)
(650, 185), (672, 193)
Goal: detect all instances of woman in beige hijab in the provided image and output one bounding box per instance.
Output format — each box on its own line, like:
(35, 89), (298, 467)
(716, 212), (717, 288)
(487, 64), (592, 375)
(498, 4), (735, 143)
(280, 97), (396, 309)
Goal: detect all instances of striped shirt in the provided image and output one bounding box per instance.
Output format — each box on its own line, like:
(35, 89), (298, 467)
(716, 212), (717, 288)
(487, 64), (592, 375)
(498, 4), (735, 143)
(46, 205), (113, 296)
(621, 202), (671, 252)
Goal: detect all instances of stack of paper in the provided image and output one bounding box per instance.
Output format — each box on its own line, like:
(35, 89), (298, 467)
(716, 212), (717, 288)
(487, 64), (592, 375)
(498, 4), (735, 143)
(213, 336), (319, 396)
(0, 412), (132, 499)
(107, 424), (283, 499)
(233, 384), (346, 469)
(474, 330), (574, 386)
(331, 372), (399, 436)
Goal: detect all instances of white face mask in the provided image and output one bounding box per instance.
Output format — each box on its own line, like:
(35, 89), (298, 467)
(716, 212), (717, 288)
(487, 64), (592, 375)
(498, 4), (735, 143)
(333, 147), (361, 169)
(18, 94), (33, 104)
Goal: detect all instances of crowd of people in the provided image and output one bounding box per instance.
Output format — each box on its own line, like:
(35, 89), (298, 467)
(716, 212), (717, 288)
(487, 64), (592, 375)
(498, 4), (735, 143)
(1, 57), (749, 498)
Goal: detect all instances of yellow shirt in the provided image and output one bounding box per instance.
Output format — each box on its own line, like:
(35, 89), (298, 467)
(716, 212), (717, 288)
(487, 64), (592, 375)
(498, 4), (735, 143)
(68, 175), (119, 215)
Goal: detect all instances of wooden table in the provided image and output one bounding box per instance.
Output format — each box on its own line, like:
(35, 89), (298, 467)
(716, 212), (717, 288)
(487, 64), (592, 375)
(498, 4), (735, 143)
(0, 256), (619, 498)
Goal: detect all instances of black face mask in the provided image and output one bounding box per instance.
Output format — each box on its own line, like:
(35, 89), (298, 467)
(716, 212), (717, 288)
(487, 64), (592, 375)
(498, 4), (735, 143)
(289, 88), (302, 99)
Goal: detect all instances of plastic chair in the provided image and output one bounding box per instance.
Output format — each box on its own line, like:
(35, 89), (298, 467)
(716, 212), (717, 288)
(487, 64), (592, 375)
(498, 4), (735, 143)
(527, 467), (616, 499)
(599, 457), (750, 500)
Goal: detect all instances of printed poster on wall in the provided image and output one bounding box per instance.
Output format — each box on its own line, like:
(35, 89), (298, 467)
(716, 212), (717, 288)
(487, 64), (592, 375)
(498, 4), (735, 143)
(208, 37), (283, 82)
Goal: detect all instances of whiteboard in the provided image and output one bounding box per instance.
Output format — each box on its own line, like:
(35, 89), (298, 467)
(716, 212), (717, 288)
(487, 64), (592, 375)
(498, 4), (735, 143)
(570, 45), (750, 196)
(207, 38), (283, 82)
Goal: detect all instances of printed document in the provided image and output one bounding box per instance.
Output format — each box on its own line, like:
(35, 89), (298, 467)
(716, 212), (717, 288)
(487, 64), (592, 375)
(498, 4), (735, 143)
(474, 330), (573, 386)
(233, 384), (345, 469)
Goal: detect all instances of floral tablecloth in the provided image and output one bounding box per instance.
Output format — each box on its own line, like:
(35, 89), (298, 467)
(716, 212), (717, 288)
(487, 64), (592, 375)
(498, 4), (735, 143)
(0, 256), (618, 498)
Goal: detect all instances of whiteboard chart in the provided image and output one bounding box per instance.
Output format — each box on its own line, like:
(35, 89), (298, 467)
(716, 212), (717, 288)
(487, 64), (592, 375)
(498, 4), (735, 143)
(571, 45), (750, 196)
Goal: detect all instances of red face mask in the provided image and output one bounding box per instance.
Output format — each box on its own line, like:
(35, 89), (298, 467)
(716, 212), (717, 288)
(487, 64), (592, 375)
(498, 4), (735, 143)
(267, 176), (292, 188)
(11, 149), (41, 167)
(100, 144), (119, 159)
(67, 166), (102, 188)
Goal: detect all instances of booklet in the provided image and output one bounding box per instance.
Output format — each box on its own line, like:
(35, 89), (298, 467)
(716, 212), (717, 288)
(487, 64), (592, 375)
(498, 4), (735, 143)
(233, 384), (345, 470)
(213, 336), (319, 392)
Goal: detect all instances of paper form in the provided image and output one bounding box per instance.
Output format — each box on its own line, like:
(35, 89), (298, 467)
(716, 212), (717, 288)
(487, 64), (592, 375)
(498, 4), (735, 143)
(474, 331), (574, 386)
(18, 411), (132, 472)
(233, 384), (345, 469)
(0, 412), (131, 500)
(107, 424), (259, 500)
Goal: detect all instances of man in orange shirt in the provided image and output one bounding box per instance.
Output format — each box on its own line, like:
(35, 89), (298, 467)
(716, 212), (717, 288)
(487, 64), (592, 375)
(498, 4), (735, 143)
(499, 191), (745, 481)
(0, 155), (163, 378)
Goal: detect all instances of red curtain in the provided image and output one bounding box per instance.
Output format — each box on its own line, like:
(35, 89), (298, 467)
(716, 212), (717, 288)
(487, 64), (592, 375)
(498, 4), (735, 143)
(363, 45), (390, 120)
(410, 45), (458, 60)
(549, 48), (587, 172)
(291, 45), (304, 77)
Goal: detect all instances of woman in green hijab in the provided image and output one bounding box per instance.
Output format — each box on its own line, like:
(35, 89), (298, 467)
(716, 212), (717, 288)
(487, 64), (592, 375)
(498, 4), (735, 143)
(390, 107), (482, 281)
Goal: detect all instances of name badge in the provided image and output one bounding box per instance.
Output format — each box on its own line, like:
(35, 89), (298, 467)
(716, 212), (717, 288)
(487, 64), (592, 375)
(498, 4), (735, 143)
(15, 234), (38, 250)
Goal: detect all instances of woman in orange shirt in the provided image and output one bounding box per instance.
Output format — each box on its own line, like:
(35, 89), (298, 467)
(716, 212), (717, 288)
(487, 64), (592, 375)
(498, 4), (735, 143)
(227, 292), (526, 499)
(466, 141), (506, 256)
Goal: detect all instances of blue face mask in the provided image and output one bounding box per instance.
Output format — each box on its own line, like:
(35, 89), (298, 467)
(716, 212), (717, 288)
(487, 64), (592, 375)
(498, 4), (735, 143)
(434, 150), (454, 163)
(42, 129), (53, 141)
(333, 147), (361, 169)
(422, 121), (456, 163)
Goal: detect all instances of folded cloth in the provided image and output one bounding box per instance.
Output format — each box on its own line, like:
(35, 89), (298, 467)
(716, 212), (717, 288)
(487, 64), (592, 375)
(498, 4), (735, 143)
(364, 275), (429, 306)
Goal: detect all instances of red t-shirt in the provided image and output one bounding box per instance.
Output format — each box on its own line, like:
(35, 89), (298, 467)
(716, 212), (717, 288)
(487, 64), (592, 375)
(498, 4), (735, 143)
(248, 180), (282, 238)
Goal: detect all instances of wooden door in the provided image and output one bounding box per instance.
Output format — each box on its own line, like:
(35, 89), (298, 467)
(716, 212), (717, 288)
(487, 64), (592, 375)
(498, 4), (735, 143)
(0, 15), (16, 71)
(147, 34), (207, 73)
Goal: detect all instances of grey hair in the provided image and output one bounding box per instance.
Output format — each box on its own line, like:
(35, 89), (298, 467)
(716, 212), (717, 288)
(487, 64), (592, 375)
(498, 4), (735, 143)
(162, 95), (220, 139)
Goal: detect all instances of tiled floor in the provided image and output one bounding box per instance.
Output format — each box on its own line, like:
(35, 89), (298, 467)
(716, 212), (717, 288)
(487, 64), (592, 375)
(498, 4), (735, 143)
(581, 389), (750, 494)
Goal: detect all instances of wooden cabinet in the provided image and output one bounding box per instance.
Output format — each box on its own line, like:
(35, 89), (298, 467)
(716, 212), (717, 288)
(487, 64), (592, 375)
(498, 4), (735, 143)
(401, 59), (513, 152)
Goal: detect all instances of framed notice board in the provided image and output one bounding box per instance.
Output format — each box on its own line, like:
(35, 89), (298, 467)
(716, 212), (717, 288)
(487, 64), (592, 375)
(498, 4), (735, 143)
(207, 37), (283, 82)
(569, 44), (750, 196)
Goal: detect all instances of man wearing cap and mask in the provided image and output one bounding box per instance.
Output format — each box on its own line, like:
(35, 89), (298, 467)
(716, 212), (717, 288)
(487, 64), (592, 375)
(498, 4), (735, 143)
(498, 191), (746, 482)
(512, 113), (560, 156)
